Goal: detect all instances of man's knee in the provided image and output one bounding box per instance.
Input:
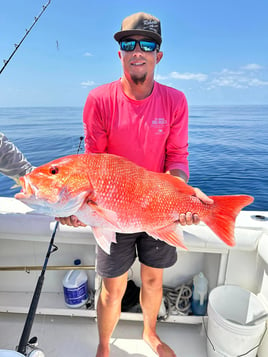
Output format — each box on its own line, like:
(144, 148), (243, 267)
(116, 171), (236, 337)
(100, 276), (128, 305)
(141, 266), (163, 291)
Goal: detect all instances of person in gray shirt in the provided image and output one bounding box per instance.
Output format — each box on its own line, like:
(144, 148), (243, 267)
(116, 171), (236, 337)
(0, 132), (33, 183)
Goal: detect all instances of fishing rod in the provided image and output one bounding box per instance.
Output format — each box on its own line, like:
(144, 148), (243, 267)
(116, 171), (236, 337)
(17, 136), (84, 356)
(0, 0), (51, 75)
(17, 221), (58, 355)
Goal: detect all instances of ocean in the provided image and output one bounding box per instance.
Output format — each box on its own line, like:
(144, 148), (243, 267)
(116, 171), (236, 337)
(0, 105), (267, 211)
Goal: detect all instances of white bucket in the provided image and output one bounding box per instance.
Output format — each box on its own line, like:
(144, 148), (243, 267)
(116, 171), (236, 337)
(207, 285), (267, 357)
(0, 351), (24, 356)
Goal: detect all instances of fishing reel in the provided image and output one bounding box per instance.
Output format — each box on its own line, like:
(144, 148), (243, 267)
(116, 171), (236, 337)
(16, 336), (45, 357)
(27, 350), (45, 357)
(26, 337), (45, 357)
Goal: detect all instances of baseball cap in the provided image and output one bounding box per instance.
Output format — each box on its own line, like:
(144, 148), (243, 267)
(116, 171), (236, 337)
(114, 12), (162, 45)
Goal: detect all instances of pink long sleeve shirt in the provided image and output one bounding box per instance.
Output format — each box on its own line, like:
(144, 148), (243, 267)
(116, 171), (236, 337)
(83, 80), (189, 178)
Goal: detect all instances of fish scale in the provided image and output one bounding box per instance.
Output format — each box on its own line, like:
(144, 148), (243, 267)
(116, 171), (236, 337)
(15, 153), (254, 254)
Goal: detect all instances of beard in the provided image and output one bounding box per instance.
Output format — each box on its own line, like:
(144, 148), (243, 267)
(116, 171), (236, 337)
(131, 73), (147, 85)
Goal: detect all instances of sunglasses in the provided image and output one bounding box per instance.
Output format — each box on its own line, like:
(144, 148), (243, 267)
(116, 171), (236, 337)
(120, 39), (159, 52)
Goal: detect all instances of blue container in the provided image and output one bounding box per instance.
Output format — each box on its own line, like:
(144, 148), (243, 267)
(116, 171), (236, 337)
(63, 259), (89, 308)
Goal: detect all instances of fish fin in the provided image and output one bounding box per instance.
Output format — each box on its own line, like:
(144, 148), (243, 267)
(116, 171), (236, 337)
(91, 227), (117, 255)
(147, 225), (187, 250)
(203, 195), (254, 246)
(87, 202), (120, 229)
(159, 174), (195, 195)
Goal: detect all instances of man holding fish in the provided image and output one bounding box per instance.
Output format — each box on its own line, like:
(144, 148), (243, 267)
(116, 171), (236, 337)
(4, 12), (253, 357)
(57, 12), (213, 357)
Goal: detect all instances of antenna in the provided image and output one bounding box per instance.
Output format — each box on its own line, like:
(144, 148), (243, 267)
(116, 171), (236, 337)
(0, 0), (51, 75)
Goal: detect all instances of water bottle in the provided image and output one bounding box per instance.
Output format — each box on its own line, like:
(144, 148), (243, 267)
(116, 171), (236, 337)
(191, 272), (208, 316)
(63, 259), (89, 308)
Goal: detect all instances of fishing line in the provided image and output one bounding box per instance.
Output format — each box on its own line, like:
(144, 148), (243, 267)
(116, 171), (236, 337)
(0, 0), (51, 75)
(17, 136), (84, 355)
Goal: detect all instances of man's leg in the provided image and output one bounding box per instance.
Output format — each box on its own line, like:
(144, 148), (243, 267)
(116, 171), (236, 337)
(96, 272), (128, 357)
(140, 264), (176, 357)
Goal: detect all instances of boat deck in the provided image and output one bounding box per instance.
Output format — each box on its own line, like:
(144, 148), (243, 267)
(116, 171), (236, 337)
(0, 312), (207, 356)
(1, 200), (268, 356)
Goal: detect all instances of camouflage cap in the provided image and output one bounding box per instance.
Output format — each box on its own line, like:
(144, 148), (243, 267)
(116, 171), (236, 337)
(114, 12), (162, 45)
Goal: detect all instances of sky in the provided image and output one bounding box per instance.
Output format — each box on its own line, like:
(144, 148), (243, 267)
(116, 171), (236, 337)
(0, 0), (267, 107)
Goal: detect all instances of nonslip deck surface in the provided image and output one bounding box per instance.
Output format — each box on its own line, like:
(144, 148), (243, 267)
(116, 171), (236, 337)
(0, 313), (207, 356)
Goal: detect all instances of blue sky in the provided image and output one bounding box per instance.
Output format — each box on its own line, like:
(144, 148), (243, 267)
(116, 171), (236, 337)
(0, 0), (267, 107)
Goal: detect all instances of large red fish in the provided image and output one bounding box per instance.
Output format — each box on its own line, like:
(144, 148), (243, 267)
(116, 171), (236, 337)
(15, 153), (253, 254)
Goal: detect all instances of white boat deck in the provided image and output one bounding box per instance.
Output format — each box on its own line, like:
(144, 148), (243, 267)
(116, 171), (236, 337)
(1, 198), (268, 356)
(0, 312), (207, 357)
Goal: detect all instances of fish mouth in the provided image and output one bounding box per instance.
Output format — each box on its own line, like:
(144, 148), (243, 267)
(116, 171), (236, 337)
(15, 176), (58, 204)
(15, 176), (90, 218)
(14, 176), (63, 216)
(15, 176), (37, 199)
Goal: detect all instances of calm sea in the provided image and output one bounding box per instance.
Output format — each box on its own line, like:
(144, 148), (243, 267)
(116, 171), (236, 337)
(0, 105), (267, 211)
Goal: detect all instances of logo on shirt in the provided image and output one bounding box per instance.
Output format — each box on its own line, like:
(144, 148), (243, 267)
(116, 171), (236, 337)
(151, 118), (168, 135)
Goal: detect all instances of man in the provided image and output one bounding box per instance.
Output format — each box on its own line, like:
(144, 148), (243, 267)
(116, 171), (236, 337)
(58, 12), (213, 357)
(0, 132), (33, 182)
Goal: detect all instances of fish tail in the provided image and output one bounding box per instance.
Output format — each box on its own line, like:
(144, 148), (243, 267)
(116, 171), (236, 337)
(202, 195), (254, 246)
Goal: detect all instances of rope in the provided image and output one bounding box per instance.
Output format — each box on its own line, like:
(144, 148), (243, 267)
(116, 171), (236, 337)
(158, 282), (193, 321)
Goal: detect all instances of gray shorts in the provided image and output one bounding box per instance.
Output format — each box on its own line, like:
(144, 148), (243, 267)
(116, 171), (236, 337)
(96, 232), (177, 278)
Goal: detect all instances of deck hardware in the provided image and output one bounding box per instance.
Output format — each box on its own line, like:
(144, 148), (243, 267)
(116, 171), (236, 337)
(251, 214), (268, 221)
(0, 265), (95, 272)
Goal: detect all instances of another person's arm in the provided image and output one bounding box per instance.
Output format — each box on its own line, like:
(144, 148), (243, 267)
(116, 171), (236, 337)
(0, 132), (33, 182)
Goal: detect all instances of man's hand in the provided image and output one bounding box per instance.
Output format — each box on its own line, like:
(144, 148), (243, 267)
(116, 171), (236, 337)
(167, 169), (214, 226)
(55, 215), (87, 227)
(179, 187), (214, 226)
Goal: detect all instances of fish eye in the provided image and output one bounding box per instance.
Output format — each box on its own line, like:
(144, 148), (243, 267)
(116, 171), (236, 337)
(50, 166), (59, 175)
